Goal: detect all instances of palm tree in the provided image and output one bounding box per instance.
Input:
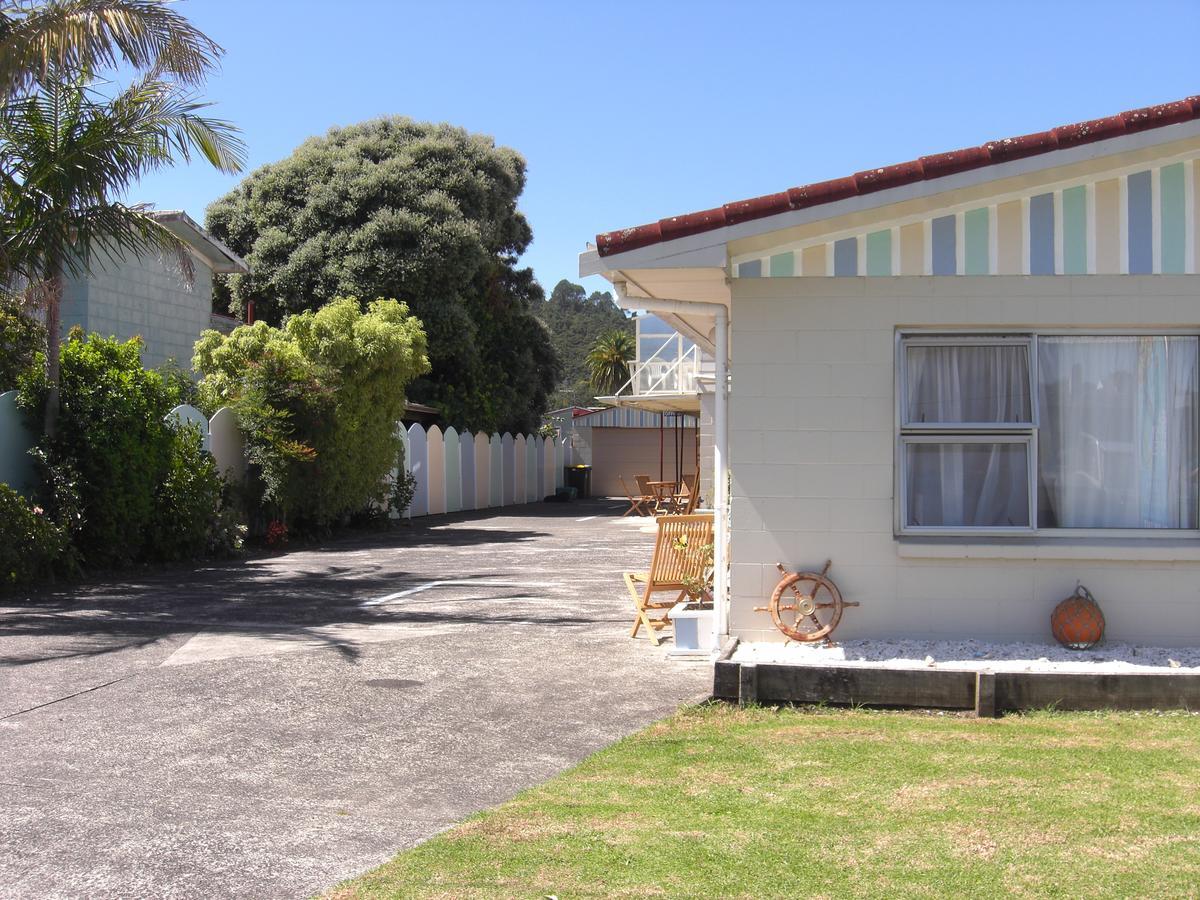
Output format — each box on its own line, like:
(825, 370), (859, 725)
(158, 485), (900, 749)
(0, 0), (222, 99)
(0, 0), (240, 434)
(587, 329), (635, 396)
(0, 70), (245, 432)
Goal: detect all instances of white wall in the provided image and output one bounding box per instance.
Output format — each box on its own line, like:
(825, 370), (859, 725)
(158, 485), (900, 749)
(588, 426), (699, 497)
(730, 274), (1200, 646)
(699, 389), (715, 506)
(61, 251), (216, 369)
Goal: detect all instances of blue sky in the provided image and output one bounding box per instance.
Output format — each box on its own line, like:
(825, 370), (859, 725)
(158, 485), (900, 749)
(133, 0), (1200, 299)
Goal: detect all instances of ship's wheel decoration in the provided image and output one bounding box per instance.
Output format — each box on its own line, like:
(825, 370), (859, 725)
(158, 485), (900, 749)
(755, 560), (858, 643)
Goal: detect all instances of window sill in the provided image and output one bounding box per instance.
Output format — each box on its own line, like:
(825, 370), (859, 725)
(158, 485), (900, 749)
(896, 538), (1200, 562)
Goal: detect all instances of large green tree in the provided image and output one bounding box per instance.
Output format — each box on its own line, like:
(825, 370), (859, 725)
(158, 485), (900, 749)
(537, 279), (632, 408)
(204, 117), (559, 435)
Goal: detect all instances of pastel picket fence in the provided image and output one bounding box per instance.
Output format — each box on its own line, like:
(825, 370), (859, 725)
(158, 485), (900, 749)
(444, 427), (462, 513)
(489, 434), (502, 508)
(208, 407), (246, 483)
(0, 391), (37, 496)
(397, 423), (561, 519)
(0, 395), (561, 521)
(0, 396), (250, 498)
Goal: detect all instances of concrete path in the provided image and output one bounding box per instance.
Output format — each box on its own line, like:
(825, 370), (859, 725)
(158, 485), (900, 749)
(0, 501), (710, 898)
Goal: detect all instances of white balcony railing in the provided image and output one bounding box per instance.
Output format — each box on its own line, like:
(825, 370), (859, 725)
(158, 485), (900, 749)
(614, 342), (703, 398)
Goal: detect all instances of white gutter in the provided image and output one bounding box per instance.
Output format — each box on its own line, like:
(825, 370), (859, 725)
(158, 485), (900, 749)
(614, 280), (730, 652)
(612, 275), (721, 353)
(712, 304), (729, 647)
(616, 294), (722, 319)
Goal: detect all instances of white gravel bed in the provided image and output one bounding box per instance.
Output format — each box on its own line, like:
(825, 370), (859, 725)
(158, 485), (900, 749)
(734, 638), (1200, 673)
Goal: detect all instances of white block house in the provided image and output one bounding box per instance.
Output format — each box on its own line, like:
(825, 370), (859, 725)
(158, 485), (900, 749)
(60, 210), (248, 368)
(581, 94), (1200, 647)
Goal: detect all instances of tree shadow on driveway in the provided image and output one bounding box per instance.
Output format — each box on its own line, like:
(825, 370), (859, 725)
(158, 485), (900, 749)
(0, 508), (633, 668)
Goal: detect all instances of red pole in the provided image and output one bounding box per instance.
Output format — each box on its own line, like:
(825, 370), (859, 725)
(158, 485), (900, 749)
(658, 414), (664, 481)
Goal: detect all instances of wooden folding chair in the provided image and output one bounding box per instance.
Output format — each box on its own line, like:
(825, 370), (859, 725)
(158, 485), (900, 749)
(618, 475), (653, 517)
(636, 475), (668, 515)
(677, 473), (700, 514)
(623, 513), (715, 645)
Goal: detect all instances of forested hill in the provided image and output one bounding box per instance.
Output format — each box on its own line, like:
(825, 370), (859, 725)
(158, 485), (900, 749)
(538, 279), (634, 408)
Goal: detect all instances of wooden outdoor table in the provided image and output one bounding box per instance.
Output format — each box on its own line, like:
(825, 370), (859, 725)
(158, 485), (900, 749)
(647, 480), (682, 513)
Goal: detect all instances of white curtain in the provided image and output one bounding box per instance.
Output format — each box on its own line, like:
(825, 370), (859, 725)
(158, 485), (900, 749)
(905, 344), (1032, 528)
(906, 442), (1030, 528)
(1038, 336), (1198, 529)
(906, 344), (1030, 424)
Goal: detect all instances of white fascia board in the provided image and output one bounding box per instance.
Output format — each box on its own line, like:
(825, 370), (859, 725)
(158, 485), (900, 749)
(152, 210), (250, 274)
(581, 119), (1200, 275)
(579, 241), (727, 278)
(578, 248), (603, 277)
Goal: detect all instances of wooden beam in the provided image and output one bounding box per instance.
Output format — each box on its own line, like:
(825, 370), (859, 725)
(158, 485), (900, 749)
(975, 670), (997, 718)
(995, 671), (1200, 711)
(756, 664), (976, 709)
(738, 663), (758, 707)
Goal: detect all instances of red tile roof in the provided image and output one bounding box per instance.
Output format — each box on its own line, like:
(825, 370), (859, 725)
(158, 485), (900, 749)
(595, 96), (1200, 258)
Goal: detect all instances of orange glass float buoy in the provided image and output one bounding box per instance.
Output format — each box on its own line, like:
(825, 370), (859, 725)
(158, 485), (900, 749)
(1051, 584), (1105, 650)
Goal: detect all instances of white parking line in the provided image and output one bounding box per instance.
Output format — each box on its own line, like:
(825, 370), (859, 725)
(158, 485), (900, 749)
(361, 579), (521, 607)
(575, 515), (597, 522)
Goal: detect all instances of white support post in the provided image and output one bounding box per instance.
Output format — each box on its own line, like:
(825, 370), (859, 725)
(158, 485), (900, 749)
(712, 305), (729, 647)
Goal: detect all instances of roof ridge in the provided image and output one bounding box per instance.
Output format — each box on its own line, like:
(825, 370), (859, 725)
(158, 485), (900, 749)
(596, 95), (1200, 258)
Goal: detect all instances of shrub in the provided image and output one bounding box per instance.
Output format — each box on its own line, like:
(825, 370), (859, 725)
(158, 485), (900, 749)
(155, 358), (201, 406)
(20, 331), (229, 568)
(149, 425), (243, 561)
(194, 297), (429, 531)
(391, 442), (417, 517)
(0, 483), (72, 587)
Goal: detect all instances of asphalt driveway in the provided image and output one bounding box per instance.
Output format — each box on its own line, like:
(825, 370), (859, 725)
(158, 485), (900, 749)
(0, 500), (711, 898)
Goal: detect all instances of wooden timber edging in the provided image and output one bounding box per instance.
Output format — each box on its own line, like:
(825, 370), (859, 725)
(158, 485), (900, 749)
(713, 647), (1200, 714)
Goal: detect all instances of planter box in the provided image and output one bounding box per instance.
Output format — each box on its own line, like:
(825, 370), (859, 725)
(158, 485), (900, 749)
(669, 602), (716, 656)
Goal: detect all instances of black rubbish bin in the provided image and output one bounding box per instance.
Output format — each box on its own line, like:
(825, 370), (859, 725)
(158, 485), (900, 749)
(564, 464), (592, 499)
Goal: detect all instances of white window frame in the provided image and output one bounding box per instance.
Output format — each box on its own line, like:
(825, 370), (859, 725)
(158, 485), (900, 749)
(898, 335), (1036, 431)
(899, 433), (1037, 535)
(895, 328), (1200, 539)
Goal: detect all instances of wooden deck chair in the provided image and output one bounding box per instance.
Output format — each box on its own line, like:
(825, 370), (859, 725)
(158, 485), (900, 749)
(618, 475), (653, 517)
(677, 473), (700, 514)
(635, 475), (668, 515)
(623, 513), (715, 645)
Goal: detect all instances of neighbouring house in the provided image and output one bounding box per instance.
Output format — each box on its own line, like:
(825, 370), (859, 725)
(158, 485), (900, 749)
(548, 404), (699, 498)
(581, 94), (1200, 647)
(590, 312), (715, 500)
(401, 401), (442, 428)
(60, 210), (248, 368)
(546, 311), (709, 499)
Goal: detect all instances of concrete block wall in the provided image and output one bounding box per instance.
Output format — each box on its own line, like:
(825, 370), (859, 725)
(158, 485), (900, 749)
(730, 274), (1200, 647)
(699, 390), (715, 506)
(62, 252), (215, 369)
(58, 273), (90, 334)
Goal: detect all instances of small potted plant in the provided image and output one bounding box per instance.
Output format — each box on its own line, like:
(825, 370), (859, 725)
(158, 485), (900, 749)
(668, 535), (716, 655)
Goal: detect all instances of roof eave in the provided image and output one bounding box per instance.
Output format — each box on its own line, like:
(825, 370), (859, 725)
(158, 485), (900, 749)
(150, 210), (250, 275)
(590, 116), (1200, 270)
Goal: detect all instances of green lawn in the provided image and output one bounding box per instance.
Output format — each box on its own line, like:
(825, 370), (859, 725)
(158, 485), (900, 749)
(333, 704), (1200, 899)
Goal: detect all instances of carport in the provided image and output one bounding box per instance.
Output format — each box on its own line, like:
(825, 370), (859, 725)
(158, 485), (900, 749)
(553, 406), (698, 498)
